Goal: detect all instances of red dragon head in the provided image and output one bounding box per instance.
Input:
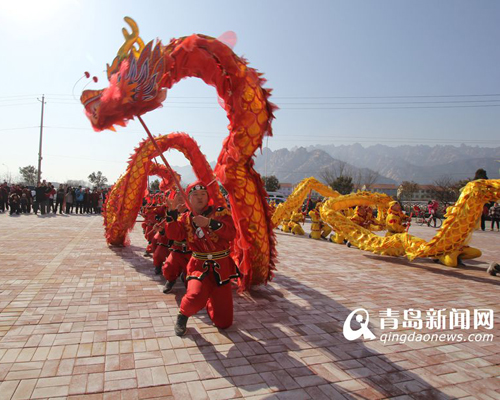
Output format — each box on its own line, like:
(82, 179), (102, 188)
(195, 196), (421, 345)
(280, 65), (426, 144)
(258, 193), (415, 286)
(81, 17), (168, 132)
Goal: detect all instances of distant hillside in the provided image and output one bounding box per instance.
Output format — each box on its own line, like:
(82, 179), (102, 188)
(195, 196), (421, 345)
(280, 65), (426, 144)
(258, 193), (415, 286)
(304, 144), (500, 184)
(169, 144), (499, 186)
(252, 147), (396, 185)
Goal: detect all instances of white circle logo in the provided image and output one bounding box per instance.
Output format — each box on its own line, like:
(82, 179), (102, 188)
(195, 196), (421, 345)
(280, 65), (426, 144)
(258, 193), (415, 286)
(343, 308), (376, 341)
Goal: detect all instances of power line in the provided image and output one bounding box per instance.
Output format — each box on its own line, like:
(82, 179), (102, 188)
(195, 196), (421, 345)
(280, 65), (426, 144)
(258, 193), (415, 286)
(269, 137), (500, 144)
(271, 100), (500, 105)
(4, 92), (500, 102)
(0, 102), (38, 108)
(270, 93), (500, 99)
(41, 101), (500, 110)
(41, 92), (500, 99)
(32, 126), (500, 145)
(44, 153), (124, 164)
(0, 94), (40, 100)
(44, 99), (500, 105)
(0, 126), (38, 132)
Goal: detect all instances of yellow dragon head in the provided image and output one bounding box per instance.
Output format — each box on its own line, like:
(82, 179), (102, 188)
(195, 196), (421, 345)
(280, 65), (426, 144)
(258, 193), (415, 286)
(81, 17), (167, 131)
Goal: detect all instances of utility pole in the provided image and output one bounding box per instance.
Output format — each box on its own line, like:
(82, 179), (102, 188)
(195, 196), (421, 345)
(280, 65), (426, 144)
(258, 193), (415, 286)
(37, 95), (46, 185)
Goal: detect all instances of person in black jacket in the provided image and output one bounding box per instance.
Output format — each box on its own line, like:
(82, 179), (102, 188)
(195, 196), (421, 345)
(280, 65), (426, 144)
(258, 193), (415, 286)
(35, 183), (48, 215)
(55, 184), (65, 214)
(0, 183), (8, 213)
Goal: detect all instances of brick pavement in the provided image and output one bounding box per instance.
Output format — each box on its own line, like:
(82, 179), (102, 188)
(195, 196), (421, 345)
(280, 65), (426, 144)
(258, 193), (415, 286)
(0, 213), (499, 399)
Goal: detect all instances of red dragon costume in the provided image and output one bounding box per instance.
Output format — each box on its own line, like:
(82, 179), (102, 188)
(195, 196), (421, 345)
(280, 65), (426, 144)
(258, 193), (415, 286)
(81, 17), (277, 290)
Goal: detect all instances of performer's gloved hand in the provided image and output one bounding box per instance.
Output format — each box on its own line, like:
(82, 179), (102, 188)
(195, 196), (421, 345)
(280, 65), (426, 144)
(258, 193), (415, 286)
(166, 192), (185, 211)
(192, 215), (210, 227)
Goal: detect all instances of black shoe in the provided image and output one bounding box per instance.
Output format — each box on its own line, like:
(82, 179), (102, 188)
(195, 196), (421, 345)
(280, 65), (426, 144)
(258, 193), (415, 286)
(174, 313), (188, 336)
(163, 280), (176, 294)
(346, 241), (351, 248)
(143, 252), (151, 257)
(154, 266), (162, 275)
(487, 262), (500, 276)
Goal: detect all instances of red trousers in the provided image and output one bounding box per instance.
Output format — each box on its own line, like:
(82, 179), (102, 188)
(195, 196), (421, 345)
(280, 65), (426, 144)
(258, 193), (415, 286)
(162, 251), (190, 282)
(145, 226), (156, 242)
(180, 273), (233, 329)
(153, 244), (170, 268)
(147, 235), (158, 253)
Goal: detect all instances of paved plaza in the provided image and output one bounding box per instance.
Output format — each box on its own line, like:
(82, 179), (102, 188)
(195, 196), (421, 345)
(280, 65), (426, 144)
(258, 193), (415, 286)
(0, 213), (499, 399)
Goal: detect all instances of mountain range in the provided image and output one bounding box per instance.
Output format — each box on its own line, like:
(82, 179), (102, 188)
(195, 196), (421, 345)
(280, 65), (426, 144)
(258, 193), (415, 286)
(172, 144), (500, 185)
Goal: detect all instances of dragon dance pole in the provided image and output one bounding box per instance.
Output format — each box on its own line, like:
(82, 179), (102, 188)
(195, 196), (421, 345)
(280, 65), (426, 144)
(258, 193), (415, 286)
(137, 115), (215, 250)
(303, 190), (312, 224)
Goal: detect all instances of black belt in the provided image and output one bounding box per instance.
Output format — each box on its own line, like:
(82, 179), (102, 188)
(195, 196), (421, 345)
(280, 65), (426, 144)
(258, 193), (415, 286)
(171, 248), (192, 254)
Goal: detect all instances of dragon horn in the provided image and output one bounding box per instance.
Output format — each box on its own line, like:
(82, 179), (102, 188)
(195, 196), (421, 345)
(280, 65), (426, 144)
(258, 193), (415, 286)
(117, 17), (144, 60)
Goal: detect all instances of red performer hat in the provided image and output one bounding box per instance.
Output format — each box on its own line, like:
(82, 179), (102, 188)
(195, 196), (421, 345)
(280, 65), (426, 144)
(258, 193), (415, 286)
(187, 181), (208, 195)
(186, 180), (214, 209)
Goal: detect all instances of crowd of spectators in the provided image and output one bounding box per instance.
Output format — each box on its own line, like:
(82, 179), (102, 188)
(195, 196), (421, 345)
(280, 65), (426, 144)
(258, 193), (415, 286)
(0, 180), (107, 216)
(483, 202), (500, 232)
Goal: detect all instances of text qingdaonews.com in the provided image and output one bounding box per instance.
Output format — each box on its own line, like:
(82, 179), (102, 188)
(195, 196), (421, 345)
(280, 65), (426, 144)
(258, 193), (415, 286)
(379, 332), (494, 344)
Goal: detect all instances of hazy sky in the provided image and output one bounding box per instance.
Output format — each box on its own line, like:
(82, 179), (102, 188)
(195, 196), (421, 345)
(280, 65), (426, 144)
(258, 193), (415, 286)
(0, 0), (499, 184)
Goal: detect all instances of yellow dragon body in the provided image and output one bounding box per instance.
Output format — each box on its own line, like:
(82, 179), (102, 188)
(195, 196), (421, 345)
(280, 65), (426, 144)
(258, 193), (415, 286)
(320, 179), (500, 266)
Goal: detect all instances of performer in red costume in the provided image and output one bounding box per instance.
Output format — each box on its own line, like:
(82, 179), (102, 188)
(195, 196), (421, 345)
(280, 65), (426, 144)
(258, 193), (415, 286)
(141, 205), (158, 256)
(147, 202), (167, 255)
(162, 238), (191, 293)
(166, 182), (240, 336)
(162, 202), (191, 293)
(152, 220), (170, 275)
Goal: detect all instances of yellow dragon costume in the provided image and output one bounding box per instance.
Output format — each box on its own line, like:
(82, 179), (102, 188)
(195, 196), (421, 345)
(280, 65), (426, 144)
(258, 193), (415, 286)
(309, 204), (332, 240)
(320, 179), (500, 267)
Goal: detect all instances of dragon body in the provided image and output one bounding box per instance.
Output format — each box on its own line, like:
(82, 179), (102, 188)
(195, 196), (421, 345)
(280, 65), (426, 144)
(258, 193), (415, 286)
(81, 18), (277, 288)
(320, 179), (500, 266)
(272, 177), (499, 267)
(103, 132), (224, 246)
(271, 177), (340, 227)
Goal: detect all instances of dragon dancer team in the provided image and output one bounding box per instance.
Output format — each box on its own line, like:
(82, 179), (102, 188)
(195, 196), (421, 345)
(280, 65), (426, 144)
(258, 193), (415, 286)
(277, 199), (411, 243)
(140, 183), (455, 337)
(140, 182), (240, 336)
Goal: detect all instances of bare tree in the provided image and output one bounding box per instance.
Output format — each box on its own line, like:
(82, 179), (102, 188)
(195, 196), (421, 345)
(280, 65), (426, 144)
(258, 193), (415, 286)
(320, 166), (337, 187)
(362, 170), (379, 191)
(432, 175), (460, 206)
(320, 161), (354, 194)
(352, 170), (363, 191)
(398, 181), (420, 202)
(0, 172), (13, 184)
(320, 160), (350, 185)
(334, 160), (350, 178)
